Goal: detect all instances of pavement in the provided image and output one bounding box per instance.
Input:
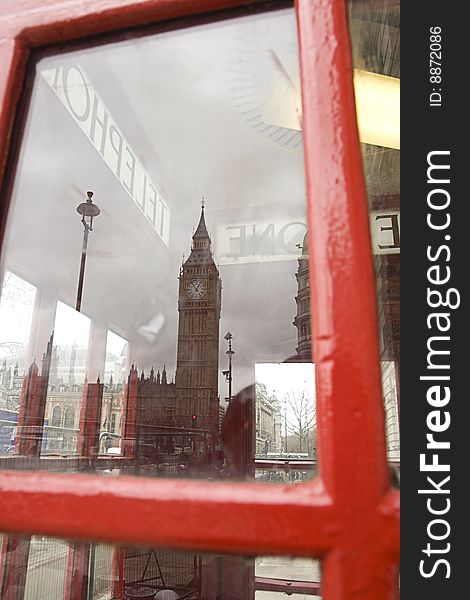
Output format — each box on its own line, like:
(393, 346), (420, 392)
(255, 556), (321, 600)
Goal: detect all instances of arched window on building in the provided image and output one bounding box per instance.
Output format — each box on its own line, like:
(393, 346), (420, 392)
(64, 407), (75, 429)
(51, 406), (62, 427)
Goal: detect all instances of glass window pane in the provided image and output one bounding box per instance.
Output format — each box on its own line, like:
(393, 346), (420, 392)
(42, 301), (90, 455)
(0, 7), (315, 481)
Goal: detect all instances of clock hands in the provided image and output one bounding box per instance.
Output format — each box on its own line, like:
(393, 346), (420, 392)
(187, 279), (206, 298)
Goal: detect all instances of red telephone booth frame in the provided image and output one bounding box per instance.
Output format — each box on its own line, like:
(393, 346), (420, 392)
(0, 1), (400, 599)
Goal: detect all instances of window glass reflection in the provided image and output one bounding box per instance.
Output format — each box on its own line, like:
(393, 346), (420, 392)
(0, 8), (315, 479)
(0, 2), (400, 598)
(41, 302), (90, 455)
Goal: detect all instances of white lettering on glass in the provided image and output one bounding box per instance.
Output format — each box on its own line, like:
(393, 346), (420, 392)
(41, 64), (170, 247)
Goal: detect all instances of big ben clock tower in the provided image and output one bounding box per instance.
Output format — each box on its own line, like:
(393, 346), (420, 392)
(175, 203), (222, 434)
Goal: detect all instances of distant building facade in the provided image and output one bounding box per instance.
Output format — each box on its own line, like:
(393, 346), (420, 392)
(255, 383), (282, 455)
(44, 379), (125, 453)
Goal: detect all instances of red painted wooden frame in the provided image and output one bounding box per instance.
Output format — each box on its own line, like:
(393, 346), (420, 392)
(0, 1), (400, 599)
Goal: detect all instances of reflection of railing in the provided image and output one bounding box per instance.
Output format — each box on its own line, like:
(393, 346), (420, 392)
(254, 458), (400, 486)
(255, 458), (315, 470)
(0, 454), (134, 471)
(0, 424), (222, 478)
(255, 576), (320, 596)
(254, 458), (317, 483)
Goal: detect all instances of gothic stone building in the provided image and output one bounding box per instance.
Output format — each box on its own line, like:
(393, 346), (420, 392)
(293, 234), (311, 361)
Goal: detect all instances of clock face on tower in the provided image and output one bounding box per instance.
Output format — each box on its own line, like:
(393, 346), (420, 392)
(186, 278), (207, 300)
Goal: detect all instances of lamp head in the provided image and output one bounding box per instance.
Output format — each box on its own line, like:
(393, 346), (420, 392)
(77, 190), (100, 230)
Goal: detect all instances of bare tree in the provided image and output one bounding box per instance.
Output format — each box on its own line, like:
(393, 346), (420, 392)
(285, 389), (316, 454)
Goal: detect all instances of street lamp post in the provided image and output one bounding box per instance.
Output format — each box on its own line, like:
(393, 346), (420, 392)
(75, 191), (100, 312)
(222, 332), (234, 404)
(75, 191), (100, 600)
(284, 398), (288, 454)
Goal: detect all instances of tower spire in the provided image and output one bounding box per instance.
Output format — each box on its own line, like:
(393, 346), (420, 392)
(175, 197), (222, 438)
(192, 202), (209, 241)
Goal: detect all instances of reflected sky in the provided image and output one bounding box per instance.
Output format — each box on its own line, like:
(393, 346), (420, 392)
(1, 8), (308, 396)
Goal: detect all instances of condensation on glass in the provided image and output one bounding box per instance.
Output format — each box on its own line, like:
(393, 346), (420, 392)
(0, 532), (321, 600)
(0, 7), (316, 485)
(350, 0), (401, 480)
